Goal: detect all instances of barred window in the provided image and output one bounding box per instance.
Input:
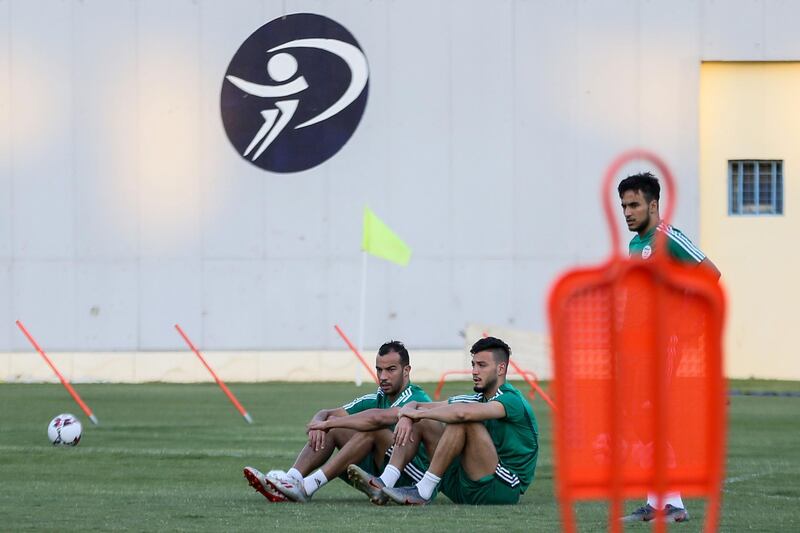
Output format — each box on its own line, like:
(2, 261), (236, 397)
(729, 160), (783, 215)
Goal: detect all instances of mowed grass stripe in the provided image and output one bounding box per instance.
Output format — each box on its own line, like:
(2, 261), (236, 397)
(0, 444), (294, 459)
(1, 381), (798, 532)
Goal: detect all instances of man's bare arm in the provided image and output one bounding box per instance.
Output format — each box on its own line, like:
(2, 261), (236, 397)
(403, 401), (506, 424)
(309, 407), (348, 423)
(306, 407), (348, 451)
(307, 400), (445, 433)
(386, 401), (447, 445)
(307, 408), (398, 432)
(398, 400), (447, 413)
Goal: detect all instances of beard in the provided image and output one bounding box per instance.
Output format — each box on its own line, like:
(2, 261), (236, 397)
(632, 212), (650, 233)
(473, 375), (496, 394)
(381, 382), (399, 396)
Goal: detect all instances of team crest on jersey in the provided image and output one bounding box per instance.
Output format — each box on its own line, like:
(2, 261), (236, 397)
(641, 245), (652, 259)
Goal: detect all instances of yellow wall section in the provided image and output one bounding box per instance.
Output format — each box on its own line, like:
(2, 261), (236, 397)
(700, 62), (800, 379)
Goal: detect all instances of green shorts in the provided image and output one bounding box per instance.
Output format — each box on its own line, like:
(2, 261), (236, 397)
(440, 458), (521, 505)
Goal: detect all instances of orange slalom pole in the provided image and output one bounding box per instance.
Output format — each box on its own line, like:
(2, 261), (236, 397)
(516, 369), (558, 412)
(433, 370), (473, 400)
(509, 359), (557, 412)
(174, 324), (252, 424)
(479, 331), (557, 410)
(16, 320), (99, 425)
(334, 324), (379, 385)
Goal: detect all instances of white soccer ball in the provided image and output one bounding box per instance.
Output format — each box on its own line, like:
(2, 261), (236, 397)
(47, 413), (82, 446)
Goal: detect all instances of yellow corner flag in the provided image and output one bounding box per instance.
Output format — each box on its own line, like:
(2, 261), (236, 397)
(362, 207), (412, 266)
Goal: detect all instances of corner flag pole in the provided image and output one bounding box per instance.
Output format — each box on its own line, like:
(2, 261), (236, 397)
(174, 324), (253, 424)
(15, 320), (99, 425)
(358, 207), (412, 386)
(356, 250), (368, 386)
(334, 324), (379, 385)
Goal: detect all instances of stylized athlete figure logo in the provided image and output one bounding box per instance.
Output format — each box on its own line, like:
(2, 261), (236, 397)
(225, 39), (369, 162)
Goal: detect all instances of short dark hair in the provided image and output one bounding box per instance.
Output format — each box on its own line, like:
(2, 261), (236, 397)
(618, 172), (661, 204)
(470, 336), (511, 364)
(378, 340), (409, 366)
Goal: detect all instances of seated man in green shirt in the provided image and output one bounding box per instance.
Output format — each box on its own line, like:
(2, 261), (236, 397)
(243, 340), (432, 503)
(377, 337), (539, 505)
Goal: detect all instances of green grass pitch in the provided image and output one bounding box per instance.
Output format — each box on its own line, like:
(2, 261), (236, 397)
(1, 380), (798, 531)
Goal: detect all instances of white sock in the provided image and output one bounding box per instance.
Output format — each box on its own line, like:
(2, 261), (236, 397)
(647, 492), (685, 509)
(379, 465), (402, 488)
(416, 471), (441, 500)
(287, 468), (303, 482)
(303, 469), (328, 496)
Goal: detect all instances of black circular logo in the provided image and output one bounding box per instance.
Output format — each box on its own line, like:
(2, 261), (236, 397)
(221, 13), (369, 173)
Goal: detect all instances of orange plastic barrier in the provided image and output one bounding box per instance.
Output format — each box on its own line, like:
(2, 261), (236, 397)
(548, 150), (726, 533)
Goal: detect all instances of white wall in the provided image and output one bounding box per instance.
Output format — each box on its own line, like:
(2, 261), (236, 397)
(1, 1), (799, 368)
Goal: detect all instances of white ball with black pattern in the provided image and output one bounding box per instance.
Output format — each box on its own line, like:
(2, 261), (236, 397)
(47, 413), (82, 446)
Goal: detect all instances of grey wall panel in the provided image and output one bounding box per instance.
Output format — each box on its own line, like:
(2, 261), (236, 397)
(263, 172), (330, 259)
(201, 0), (271, 260)
(701, 0), (764, 60)
(1, 2), (12, 351)
(263, 258), (329, 348)
(137, 0), (202, 259)
(13, 260), (77, 350)
(512, 258), (574, 333)
(202, 172), (267, 259)
(138, 258), (202, 348)
(0, 261), (11, 349)
(75, 261), (138, 348)
(323, 0), (388, 260)
(285, 0), (325, 13)
(0, 2), (10, 260)
(569, 0), (640, 260)
(452, 258), (514, 330)
(384, 1), (452, 258)
(325, 258), (359, 345)
(763, 0), (800, 57)
(326, 257), (389, 349)
(11, 2), (75, 260)
(639, 0), (702, 236)
(323, 2), (393, 261)
(3, 0), (800, 351)
(202, 259), (267, 348)
(386, 257), (455, 348)
(513, 0), (579, 260)
(450, 1), (515, 257)
(326, 150), (376, 260)
(73, 0), (139, 260)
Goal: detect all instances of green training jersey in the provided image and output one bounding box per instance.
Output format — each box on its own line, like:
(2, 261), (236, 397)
(342, 382), (430, 414)
(449, 382), (539, 492)
(342, 382), (433, 481)
(628, 223), (706, 264)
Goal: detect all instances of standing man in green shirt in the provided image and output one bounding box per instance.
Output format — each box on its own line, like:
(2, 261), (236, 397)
(618, 172), (719, 523)
(620, 172), (719, 276)
(243, 340), (431, 503)
(380, 336), (539, 505)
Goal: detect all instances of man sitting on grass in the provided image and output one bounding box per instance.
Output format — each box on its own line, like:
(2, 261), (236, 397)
(368, 337), (539, 505)
(243, 340), (434, 503)
(306, 390), (443, 505)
